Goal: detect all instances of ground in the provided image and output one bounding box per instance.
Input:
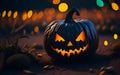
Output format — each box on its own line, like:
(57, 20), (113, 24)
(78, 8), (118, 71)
(0, 34), (120, 75)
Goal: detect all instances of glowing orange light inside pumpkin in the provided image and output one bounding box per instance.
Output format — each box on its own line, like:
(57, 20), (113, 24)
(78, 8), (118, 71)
(52, 0), (60, 5)
(55, 33), (65, 42)
(53, 44), (89, 57)
(2, 10), (6, 18)
(13, 11), (18, 19)
(67, 41), (73, 46)
(76, 30), (86, 41)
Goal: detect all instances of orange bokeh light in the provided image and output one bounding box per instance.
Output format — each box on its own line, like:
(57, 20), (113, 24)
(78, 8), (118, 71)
(58, 3), (68, 12)
(113, 33), (118, 40)
(56, 13), (64, 20)
(28, 10), (33, 18)
(104, 40), (109, 46)
(22, 12), (27, 21)
(38, 11), (44, 19)
(52, 0), (60, 5)
(34, 26), (39, 33)
(32, 13), (37, 21)
(2, 10), (6, 18)
(13, 11), (18, 19)
(44, 8), (55, 22)
(7, 10), (12, 17)
(111, 2), (119, 11)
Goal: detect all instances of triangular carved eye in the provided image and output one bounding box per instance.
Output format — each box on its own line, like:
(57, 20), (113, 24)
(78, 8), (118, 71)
(76, 30), (86, 42)
(55, 33), (65, 42)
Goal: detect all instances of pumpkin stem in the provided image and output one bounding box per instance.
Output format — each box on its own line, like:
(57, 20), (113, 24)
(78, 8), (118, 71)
(65, 8), (80, 23)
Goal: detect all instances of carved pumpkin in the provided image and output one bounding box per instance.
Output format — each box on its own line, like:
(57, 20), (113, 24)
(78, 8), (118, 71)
(44, 8), (98, 60)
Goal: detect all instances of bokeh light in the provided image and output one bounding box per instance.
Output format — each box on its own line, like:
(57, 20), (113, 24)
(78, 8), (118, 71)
(96, 25), (101, 30)
(102, 25), (106, 31)
(23, 29), (26, 35)
(52, 0), (60, 5)
(58, 3), (68, 12)
(113, 33), (118, 40)
(38, 11), (44, 19)
(32, 13), (38, 22)
(13, 11), (18, 19)
(34, 26), (39, 33)
(2, 10), (6, 18)
(111, 2), (119, 11)
(28, 10), (33, 18)
(0, 1), (120, 35)
(104, 40), (108, 46)
(96, 0), (104, 7)
(22, 12), (27, 21)
(7, 10), (12, 17)
(56, 13), (64, 20)
(110, 25), (115, 31)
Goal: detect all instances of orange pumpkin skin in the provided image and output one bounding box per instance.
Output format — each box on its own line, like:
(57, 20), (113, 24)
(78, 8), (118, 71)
(44, 8), (98, 60)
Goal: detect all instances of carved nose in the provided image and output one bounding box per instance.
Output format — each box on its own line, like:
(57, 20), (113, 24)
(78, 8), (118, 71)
(67, 41), (73, 46)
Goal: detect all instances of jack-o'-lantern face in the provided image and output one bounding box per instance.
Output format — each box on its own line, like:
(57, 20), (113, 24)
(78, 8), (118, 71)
(44, 8), (98, 60)
(51, 30), (89, 57)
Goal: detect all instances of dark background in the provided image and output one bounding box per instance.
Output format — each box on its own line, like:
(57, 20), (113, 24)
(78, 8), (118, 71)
(0, 0), (119, 11)
(0, 0), (120, 35)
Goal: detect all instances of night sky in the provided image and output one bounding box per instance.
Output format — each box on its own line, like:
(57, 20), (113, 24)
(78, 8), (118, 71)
(0, 0), (50, 11)
(0, 0), (120, 11)
(0, 0), (103, 11)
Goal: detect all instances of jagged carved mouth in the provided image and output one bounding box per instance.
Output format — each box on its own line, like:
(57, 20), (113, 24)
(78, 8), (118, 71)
(51, 44), (88, 57)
